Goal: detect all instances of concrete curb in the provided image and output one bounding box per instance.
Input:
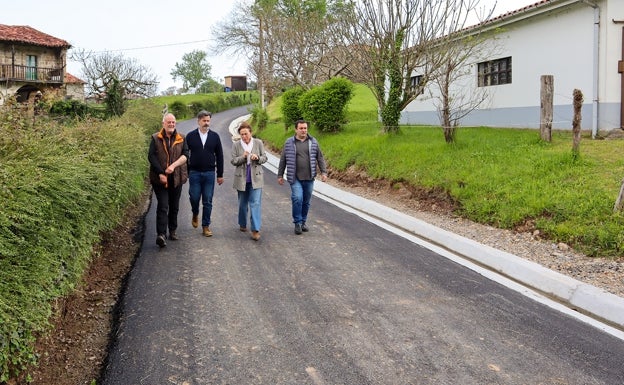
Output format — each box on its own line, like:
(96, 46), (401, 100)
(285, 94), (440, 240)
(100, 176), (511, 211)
(227, 115), (624, 330)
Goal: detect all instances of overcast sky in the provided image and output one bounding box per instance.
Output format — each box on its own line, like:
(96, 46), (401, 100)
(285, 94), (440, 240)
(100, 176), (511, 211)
(3, 0), (535, 93)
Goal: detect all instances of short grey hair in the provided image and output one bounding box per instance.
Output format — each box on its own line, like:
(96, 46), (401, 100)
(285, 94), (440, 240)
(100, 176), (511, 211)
(197, 110), (212, 119)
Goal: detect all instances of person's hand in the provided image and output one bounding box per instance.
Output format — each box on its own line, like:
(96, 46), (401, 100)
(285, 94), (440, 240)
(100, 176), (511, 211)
(159, 174), (168, 185)
(321, 174), (328, 182)
(278, 177), (284, 185)
(165, 165), (175, 174)
(217, 177), (224, 185)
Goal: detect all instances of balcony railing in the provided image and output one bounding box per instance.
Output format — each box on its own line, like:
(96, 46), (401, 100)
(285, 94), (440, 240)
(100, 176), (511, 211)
(0, 64), (64, 84)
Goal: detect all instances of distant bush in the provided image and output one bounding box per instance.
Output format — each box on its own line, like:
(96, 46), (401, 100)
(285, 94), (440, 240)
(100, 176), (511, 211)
(168, 100), (189, 119)
(188, 101), (204, 117)
(154, 91), (259, 120)
(280, 86), (305, 130)
(48, 99), (106, 119)
(299, 77), (354, 132)
(251, 105), (269, 131)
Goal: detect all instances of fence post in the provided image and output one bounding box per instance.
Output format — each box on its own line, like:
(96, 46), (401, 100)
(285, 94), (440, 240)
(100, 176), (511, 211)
(615, 178), (624, 212)
(540, 75), (553, 142)
(572, 89), (583, 156)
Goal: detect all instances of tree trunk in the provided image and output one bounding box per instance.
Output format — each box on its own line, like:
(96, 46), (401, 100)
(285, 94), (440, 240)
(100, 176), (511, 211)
(441, 70), (454, 143)
(540, 75), (553, 142)
(381, 67), (402, 133)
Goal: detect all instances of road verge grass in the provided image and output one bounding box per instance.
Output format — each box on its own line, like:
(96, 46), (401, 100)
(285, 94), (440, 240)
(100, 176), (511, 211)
(256, 84), (624, 258)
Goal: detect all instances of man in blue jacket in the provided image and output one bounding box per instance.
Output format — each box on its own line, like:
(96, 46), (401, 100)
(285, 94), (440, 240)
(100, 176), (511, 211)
(186, 110), (224, 237)
(277, 119), (328, 234)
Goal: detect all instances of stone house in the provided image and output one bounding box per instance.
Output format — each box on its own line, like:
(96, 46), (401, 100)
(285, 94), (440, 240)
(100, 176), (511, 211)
(0, 24), (84, 105)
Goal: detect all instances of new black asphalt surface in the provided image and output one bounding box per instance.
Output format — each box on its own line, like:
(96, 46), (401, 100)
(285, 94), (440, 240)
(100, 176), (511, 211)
(102, 107), (624, 385)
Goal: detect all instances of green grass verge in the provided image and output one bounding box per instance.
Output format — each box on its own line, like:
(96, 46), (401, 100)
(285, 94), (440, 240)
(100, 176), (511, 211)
(256, 84), (624, 258)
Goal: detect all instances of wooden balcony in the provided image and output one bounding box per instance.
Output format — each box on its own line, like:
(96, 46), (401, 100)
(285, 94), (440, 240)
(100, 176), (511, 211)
(0, 64), (64, 84)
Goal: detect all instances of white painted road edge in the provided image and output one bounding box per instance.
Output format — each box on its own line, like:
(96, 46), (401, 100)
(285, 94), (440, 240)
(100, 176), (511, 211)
(229, 115), (624, 337)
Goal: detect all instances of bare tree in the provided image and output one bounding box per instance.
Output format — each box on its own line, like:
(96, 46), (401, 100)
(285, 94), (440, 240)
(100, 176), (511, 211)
(71, 50), (158, 99)
(427, 16), (498, 143)
(342, 0), (494, 133)
(211, 0), (353, 104)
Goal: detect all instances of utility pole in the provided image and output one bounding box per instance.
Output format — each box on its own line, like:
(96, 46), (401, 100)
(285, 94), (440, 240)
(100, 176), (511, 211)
(259, 16), (266, 109)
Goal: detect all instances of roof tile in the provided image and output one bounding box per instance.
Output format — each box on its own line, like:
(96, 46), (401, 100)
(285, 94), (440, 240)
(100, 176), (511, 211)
(0, 24), (71, 48)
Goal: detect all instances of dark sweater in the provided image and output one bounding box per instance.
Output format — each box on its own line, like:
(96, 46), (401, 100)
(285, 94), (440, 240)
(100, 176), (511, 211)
(186, 128), (224, 177)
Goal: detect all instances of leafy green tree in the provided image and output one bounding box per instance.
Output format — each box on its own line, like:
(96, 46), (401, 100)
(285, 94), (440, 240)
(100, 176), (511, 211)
(170, 50), (213, 92)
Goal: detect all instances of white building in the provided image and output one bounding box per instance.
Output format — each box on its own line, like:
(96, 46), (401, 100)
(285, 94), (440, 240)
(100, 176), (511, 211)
(401, 0), (624, 136)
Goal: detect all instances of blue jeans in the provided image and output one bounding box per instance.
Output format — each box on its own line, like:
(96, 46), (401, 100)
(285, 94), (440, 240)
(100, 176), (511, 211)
(289, 179), (314, 224)
(238, 183), (262, 231)
(189, 170), (215, 227)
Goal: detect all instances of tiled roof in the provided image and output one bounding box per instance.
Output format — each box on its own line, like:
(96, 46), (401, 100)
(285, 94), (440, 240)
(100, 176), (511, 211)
(64, 72), (85, 84)
(0, 24), (71, 48)
(462, 0), (553, 33)
(490, 0), (550, 21)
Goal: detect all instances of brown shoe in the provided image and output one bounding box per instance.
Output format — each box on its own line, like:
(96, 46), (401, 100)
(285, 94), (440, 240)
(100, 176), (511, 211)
(169, 231), (179, 241)
(192, 214), (199, 228)
(202, 226), (213, 237)
(251, 231), (260, 241)
(239, 226), (248, 232)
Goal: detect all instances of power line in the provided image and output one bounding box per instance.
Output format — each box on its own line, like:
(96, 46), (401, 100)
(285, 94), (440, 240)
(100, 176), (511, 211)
(88, 39), (211, 54)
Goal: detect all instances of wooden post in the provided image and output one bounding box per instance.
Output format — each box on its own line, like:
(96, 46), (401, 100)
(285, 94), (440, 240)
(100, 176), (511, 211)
(572, 89), (583, 156)
(615, 178), (624, 212)
(540, 75), (553, 142)
(619, 27), (624, 129)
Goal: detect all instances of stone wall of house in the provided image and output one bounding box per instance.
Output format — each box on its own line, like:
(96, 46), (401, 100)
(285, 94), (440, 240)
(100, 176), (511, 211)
(65, 83), (85, 101)
(0, 42), (64, 68)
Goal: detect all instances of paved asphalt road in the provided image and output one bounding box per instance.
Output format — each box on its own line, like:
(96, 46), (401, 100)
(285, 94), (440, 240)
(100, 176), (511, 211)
(102, 107), (624, 385)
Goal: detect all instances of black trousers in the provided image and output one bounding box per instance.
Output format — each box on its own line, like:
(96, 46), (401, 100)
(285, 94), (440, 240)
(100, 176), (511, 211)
(153, 182), (183, 236)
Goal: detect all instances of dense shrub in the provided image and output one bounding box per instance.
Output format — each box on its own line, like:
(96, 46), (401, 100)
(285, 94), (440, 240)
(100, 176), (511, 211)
(0, 100), (160, 381)
(280, 86), (305, 130)
(49, 99), (89, 117)
(154, 91), (259, 121)
(299, 77), (354, 132)
(251, 104), (269, 131)
(168, 100), (189, 119)
(188, 101), (205, 117)
(201, 99), (220, 114)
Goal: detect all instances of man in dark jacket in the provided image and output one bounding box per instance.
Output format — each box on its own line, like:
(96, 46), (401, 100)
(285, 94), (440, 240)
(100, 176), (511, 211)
(277, 119), (328, 234)
(148, 113), (188, 247)
(186, 110), (224, 237)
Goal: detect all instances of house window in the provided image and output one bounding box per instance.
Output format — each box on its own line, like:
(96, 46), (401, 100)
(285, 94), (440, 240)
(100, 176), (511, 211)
(478, 57), (512, 87)
(26, 55), (37, 80)
(410, 75), (424, 95)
